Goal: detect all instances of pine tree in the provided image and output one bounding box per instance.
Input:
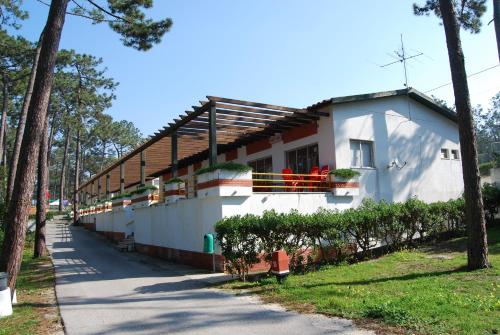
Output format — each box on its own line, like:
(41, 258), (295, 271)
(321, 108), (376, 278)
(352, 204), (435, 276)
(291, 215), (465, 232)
(414, 0), (490, 269)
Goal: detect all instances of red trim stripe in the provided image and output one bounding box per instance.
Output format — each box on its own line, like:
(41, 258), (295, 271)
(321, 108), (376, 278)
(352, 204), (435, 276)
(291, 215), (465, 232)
(197, 179), (253, 190)
(163, 189), (186, 196)
(332, 181), (359, 188)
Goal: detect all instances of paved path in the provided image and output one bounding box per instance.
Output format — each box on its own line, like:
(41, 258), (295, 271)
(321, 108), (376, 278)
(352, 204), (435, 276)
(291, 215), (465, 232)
(47, 222), (373, 335)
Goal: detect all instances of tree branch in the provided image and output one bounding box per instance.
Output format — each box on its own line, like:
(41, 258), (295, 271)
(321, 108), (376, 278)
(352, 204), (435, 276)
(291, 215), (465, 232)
(85, 0), (133, 24)
(35, 0), (118, 23)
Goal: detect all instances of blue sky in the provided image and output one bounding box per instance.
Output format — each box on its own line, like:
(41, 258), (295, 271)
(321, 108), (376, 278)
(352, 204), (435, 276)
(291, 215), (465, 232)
(19, 0), (500, 136)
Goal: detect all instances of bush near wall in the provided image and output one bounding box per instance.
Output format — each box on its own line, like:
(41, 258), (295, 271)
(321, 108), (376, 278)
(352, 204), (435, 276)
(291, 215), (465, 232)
(215, 197), (470, 280)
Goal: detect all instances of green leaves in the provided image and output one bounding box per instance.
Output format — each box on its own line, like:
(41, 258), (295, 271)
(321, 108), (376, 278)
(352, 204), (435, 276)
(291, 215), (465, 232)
(111, 192), (131, 200)
(329, 168), (361, 179)
(0, 0), (28, 29)
(130, 184), (158, 195)
(215, 197), (468, 280)
(66, 0), (172, 51)
(195, 162), (252, 175)
(413, 0), (487, 33)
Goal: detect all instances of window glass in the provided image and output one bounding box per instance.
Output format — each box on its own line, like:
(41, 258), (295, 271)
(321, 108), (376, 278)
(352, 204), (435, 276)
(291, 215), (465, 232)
(286, 144), (319, 173)
(441, 149), (449, 159)
(451, 149), (459, 160)
(361, 142), (373, 167)
(350, 141), (361, 167)
(350, 140), (374, 168)
(249, 156), (273, 174)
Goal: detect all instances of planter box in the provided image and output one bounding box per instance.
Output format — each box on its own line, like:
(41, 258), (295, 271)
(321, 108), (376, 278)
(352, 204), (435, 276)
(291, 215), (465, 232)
(95, 204), (104, 213)
(112, 197), (131, 210)
(104, 201), (112, 212)
(196, 169), (252, 198)
(331, 176), (359, 196)
(164, 182), (186, 204)
(131, 189), (159, 209)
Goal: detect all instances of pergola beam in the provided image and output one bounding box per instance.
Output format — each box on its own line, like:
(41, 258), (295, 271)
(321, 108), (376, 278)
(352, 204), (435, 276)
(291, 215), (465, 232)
(208, 101), (217, 166)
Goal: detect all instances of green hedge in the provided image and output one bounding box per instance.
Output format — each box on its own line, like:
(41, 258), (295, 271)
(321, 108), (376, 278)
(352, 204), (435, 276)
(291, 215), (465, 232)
(215, 197), (467, 280)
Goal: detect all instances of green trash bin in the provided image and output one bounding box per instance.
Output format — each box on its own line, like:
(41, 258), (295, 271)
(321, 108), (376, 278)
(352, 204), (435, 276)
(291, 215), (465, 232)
(204, 233), (214, 254)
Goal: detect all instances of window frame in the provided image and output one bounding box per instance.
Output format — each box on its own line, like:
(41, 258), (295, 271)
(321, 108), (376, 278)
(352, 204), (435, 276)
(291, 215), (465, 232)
(285, 143), (319, 174)
(441, 148), (450, 160)
(349, 139), (374, 168)
(451, 149), (460, 160)
(248, 156), (273, 175)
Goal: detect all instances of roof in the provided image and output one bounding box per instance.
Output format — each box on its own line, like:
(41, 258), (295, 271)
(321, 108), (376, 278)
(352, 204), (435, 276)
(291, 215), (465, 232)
(79, 96), (325, 193)
(78, 87), (456, 194)
(307, 87), (457, 122)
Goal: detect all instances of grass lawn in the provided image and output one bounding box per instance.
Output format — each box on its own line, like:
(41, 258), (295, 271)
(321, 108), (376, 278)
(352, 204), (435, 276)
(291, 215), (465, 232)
(222, 225), (500, 335)
(0, 232), (63, 335)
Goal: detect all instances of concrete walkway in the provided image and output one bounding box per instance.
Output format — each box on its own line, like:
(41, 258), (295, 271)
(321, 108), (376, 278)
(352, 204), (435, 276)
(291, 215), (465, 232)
(47, 222), (373, 335)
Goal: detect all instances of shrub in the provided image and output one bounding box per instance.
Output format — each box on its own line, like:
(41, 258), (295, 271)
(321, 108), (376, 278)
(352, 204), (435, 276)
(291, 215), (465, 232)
(195, 162), (252, 176)
(215, 214), (260, 281)
(310, 208), (349, 263)
(329, 168), (360, 179)
(165, 177), (184, 184)
(130, 185), (158, 196)
(482, 183), (500, 224)
(479, 161), (495, 176)
(111, 192), (131, 200)
(214, 197), (466, 279)
(345, 199), (379, 254)
(399, 198), (430, 245)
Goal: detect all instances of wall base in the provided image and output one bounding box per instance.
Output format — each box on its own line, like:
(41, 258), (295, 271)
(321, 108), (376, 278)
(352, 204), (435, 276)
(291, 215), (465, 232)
(135, 243), (225, 272)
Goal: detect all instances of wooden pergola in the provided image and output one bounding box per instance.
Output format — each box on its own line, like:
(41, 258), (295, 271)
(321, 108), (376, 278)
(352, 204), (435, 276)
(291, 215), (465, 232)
(78, 96), (328, 203)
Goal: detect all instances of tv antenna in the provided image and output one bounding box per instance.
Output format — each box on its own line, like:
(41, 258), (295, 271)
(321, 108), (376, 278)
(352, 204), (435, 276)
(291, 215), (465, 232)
(381, 34), (423, 88)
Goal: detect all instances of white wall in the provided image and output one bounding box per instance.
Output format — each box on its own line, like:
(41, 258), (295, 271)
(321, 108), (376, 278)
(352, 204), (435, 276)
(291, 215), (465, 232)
(332, 96), (463, 203)
(91, 192), (350, 254)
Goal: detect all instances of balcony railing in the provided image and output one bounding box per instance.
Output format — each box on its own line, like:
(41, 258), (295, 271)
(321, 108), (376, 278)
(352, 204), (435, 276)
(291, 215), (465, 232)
(252, 172), (332, 192)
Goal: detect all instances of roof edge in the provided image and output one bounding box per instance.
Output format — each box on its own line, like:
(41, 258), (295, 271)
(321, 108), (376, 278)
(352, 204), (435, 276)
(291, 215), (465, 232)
(307, 87), (457, 123)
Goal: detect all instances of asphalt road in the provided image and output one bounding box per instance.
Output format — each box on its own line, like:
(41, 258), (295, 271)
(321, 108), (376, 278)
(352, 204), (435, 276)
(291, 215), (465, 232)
(47, 222), (373, 335)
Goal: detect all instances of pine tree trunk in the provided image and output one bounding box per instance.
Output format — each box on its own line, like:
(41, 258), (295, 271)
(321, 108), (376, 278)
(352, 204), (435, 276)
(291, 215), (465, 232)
(439, 0), (489, 270)
(34, 108), (49, 258)
(47, 110), (57, 168)
(494, 0), (500, 62)
(59, 127), (70, 212)
(0, 0), (69, 292)
(7, 34), (43, 205)
(0, 75), (9, 166)
(73, 129), (80, 225)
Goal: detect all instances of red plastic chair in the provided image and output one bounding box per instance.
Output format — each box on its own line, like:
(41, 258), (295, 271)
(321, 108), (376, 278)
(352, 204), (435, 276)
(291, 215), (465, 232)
(308, 166), (320, 191)
(320, 165), (330, 189)
(282, 168), (294, 192)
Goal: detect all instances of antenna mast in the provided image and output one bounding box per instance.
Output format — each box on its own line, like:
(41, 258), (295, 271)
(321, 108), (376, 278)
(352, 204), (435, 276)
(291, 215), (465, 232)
(381, 34), (423, 88)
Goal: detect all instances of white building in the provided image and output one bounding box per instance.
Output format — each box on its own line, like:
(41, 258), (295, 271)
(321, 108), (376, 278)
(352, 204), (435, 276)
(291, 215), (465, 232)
(79, 88), (463, 270)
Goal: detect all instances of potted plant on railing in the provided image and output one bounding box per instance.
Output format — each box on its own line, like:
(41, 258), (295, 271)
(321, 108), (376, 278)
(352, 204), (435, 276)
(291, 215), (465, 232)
(95, 201), (104, 213)
(195, 162), (253, 198)
(329, 168), (360, 196)
(130, 185), (159, 208)
(164, 177), (186, 204)
(111, 192), (132, 210)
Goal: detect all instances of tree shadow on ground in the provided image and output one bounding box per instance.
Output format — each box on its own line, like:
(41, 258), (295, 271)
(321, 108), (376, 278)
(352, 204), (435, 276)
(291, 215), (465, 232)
(300, 266), (468, 289)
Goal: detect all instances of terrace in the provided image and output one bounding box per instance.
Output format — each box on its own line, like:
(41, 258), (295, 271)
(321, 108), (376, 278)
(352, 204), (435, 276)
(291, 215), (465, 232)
(78, 96), (334, 202)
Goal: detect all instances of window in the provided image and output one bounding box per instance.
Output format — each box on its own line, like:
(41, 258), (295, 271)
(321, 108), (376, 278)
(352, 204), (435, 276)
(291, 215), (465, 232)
(286, 143), (319, 173)
(249, 157), (273, 191)
(441, 148), (450, 159)
(350, 140), (374, 168)
(451, 149), (460, 160)
(248, 156), (273, 174)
